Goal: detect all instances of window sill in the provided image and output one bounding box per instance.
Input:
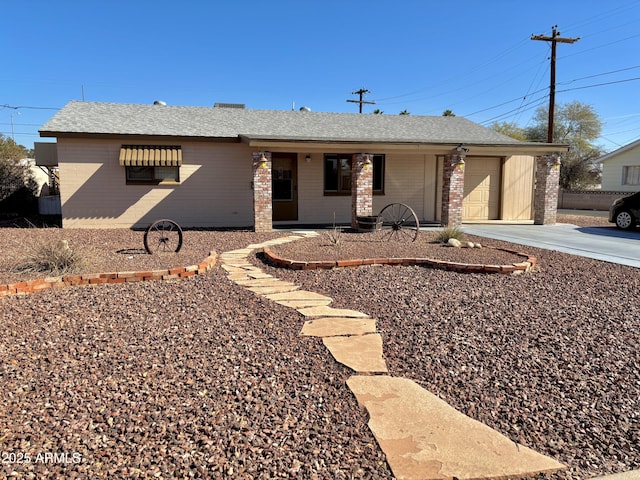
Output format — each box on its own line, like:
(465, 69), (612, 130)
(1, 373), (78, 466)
(126, 180), (181, 186)
(323, 191), (385, 196)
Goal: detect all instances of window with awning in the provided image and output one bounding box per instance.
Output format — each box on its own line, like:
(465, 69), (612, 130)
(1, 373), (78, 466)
(120, 145), (182, 184)
(119, 145), (182, 167)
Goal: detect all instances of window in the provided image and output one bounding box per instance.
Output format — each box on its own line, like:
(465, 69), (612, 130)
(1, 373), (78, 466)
(623, 165), (640, 185)
(119, 145), (182, 185)
(323, 154), (384, 195)
(125, 166), (180, 184)
(273, 167), (293, 201)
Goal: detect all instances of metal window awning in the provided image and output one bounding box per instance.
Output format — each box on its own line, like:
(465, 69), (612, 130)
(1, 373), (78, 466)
(119, 145), (182, 167)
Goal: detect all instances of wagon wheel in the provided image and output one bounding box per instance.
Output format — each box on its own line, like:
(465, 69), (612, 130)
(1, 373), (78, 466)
(144, 219), (183, 254)
(377, 203), (420, 242)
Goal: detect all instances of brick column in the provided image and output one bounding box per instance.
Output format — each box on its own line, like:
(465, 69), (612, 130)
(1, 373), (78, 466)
(534, 154), (561, 225)
(252, 151), (272, 232)
(351, 153), (374, 229)
(441, 153), (465, 227)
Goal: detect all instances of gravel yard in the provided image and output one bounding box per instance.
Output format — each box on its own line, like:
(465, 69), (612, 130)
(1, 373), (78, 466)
(260, 217), (639, 479)
(263, 229), (529, 267)
(1, 214), (638, 479)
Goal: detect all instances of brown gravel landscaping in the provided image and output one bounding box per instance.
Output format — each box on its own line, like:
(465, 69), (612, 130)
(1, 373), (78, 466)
(0, 229), (267, 285)
(263, 229), (531, 268)
(1, 214), (638, 479)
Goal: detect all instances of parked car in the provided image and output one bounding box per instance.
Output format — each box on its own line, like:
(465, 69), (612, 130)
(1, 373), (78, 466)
(609, 191), (640, 229)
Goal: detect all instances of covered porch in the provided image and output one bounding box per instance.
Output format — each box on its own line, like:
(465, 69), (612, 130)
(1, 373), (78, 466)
(247, 140), (566, 232)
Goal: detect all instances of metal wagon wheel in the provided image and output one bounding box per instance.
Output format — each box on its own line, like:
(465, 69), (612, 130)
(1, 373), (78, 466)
(377, 203), (420, 242)
(144, 219), (183, 254)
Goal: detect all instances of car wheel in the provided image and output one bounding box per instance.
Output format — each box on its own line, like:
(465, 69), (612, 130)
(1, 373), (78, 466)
(615, 210), (634, 230)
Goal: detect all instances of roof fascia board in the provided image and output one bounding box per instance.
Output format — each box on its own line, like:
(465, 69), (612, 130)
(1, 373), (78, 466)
(38, 131), (240, 144)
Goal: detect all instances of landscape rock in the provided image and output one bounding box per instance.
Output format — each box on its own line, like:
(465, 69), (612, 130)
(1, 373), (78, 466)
(447, 238), (462, 248)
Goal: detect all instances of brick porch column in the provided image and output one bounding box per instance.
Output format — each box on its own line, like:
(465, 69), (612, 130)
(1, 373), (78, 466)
(534, 154), (561, 225)
(351, 153), (374, 229)
(441, 153), (465, 227)
(252, 151), (272, 232)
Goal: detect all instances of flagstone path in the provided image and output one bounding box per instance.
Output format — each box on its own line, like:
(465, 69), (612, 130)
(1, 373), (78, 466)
(219, 233), (567, 479)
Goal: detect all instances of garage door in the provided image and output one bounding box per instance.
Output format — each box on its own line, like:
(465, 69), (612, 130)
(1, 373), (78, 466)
(462, 157), (501, 221)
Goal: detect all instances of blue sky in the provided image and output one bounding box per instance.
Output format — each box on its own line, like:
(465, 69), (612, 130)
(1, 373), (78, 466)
(2, 0), (640, 152)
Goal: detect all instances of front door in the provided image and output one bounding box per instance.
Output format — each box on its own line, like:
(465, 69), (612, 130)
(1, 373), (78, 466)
(272, 153), (298, 221)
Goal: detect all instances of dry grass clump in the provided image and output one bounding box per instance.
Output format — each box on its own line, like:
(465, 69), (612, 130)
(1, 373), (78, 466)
(11, 238), (90, 276)
(434, 226), (466, 244)
(322, 213), (344, 247)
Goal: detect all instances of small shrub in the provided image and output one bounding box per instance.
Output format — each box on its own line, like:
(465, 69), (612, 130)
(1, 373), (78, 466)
(323, 213), (343, 247)
(435, 226), (466, 244)
(12, 238), (88, 276)
(324, 224), (343, 247)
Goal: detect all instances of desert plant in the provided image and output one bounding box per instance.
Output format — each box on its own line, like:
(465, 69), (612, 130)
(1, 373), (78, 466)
(12, 238), (88, 276)
(323, 213), (343, 247)
(435, 226), (466, 244)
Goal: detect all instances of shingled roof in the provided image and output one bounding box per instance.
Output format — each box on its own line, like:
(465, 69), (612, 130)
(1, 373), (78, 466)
(40, 101), (562, 150)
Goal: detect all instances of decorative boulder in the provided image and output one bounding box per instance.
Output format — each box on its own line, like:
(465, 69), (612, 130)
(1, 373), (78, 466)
(447, 238), (462, 248)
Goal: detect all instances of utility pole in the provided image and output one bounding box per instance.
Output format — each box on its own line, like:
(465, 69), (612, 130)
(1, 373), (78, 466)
(531, 26), (580, 142)
(347, 88), (375, 113)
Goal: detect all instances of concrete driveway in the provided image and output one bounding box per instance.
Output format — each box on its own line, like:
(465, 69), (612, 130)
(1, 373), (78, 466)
(463, 223), (640, 268)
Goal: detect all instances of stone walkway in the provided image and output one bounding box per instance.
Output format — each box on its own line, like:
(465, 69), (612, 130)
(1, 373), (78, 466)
(219, 233), (567, 479)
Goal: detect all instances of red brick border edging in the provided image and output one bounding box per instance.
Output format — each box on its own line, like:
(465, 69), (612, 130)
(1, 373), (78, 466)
(0, 252), (218, 297)
(262, 246), (536, 275)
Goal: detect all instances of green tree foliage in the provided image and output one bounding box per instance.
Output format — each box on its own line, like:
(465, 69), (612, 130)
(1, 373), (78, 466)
(0, 134), (28, 161)
(399, 110), (410, 115)
(442, 109), (456, 117)
(0, 134), (36, 202)
(526, 101), (603, 190)
(490, 121), (527, 141)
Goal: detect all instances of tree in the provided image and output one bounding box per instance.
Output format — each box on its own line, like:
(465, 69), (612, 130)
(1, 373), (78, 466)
(525, 101), (603, 189)
(490, 121), (527, 141)
(372, 109), (384, 115)
(0, 134), (28, 161)
(0, 134), (36, 202)
(442, 109), (456, 116)
(399, 109), (410, 115)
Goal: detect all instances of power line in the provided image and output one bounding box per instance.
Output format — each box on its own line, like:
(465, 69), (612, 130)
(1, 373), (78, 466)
(557, 65), (640, 85)
(0, 131), (41, 137)
(0, 104), (60, 110)
(557, 76), (640, 93)
(466, 89), (548, 117)
(560, 33), (640, 61)
(561, 1), (640, 35)
(466, 66), (640, 117)
(470, 72), (640, 127)
(372, 37), (534, 104)
(479, 96), (549, 126)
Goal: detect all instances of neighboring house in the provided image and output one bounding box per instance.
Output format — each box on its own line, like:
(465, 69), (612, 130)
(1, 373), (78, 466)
(39, 101), (568, 231)
(599, 139), (640, 193)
